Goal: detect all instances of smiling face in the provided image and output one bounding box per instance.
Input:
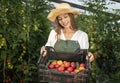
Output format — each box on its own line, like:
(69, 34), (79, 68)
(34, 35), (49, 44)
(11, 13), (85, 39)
(57, 13), (71, 28)
(55, 13), (78, 40)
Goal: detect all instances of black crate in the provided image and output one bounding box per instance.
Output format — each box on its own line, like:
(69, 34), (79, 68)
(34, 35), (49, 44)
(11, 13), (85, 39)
(38, 64), (90, 83)
(37, 46), (88, 64)
(37, 46), (91, 83)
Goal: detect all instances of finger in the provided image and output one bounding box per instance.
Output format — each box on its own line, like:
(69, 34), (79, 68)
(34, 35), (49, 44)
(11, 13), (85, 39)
(88, 52), (92, 57)
(90, 55), (94, 62)
(43, 51), (47, 57)
(86, 56), (88, 60)
(40, 48), (44, 55)
(40, 46), (45, 54)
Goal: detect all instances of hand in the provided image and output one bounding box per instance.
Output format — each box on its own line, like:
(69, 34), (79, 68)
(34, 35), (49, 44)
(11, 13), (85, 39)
(40, 46), (47, 57)
(86, 52), (94, 62)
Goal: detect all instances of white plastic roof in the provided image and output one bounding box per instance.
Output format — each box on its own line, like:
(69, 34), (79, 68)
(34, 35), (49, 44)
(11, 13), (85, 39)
(52, 0), (120, 15)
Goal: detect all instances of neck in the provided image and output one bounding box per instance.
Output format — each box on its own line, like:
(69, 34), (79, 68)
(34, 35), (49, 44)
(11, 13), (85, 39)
(63, 26), (72, 32)
(62, 29), (75, 33)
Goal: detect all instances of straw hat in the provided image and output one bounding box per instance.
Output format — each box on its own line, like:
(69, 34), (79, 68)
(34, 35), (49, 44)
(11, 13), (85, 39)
(47, 3), (80, 22)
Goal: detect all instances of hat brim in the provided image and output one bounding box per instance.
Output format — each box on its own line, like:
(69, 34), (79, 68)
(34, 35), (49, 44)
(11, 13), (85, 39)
(47, 9), (79, 22)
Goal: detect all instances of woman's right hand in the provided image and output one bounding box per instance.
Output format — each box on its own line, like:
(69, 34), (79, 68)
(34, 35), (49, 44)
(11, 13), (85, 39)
(40, 46), (47, 57)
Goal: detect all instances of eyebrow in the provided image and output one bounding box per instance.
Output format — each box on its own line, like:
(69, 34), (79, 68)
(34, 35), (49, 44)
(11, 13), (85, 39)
(58, 14), (68, 18)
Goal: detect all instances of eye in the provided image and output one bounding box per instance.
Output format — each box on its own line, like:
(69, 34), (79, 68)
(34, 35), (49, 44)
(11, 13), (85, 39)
(58, 17), (62, 21)
(64, 15), (68, 18)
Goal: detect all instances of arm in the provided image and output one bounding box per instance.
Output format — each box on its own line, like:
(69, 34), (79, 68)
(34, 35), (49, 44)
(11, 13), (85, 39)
(45, 29), (57, 47)
(77, 31), (94, 62)
(40, 29), (56, 56)
(77, 31), (89, 49)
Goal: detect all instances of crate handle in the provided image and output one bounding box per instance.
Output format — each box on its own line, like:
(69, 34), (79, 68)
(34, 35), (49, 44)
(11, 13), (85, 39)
(37, 46), (56, 65)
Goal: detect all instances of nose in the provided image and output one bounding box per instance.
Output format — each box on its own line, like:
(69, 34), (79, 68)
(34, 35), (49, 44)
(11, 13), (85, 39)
(61, 18), (66, 23)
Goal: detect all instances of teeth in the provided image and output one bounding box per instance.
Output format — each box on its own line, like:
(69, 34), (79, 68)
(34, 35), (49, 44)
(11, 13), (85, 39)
(63, 23), (68, 26)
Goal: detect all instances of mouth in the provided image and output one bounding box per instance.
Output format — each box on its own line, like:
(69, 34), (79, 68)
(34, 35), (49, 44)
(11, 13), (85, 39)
(62, 22), (69, 27)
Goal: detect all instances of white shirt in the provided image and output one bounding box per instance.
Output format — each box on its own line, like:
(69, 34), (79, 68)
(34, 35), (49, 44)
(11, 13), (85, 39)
(45, 29), (89, 49)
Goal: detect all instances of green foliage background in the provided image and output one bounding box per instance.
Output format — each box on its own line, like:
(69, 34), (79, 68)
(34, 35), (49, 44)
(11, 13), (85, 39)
(0, 0), (52, 83)
(0, 0), (120, 83)
(77, 0), (120, 83)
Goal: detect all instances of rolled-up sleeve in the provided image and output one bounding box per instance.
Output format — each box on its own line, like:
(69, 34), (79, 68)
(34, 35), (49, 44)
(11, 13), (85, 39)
(80, 33), (89, 49)
(45, 29), (57, 47)
(78, 31), (89, 49)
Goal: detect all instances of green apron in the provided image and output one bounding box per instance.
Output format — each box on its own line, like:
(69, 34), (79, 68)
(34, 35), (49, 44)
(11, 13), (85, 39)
(54, 39), (80, 53)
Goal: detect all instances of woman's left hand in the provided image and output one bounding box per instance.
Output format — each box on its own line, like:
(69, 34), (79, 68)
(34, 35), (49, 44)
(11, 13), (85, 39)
(86, 52), (94, 62)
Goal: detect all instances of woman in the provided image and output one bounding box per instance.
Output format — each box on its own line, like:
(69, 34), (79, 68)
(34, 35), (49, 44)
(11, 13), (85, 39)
(40, 3), (94, 62)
